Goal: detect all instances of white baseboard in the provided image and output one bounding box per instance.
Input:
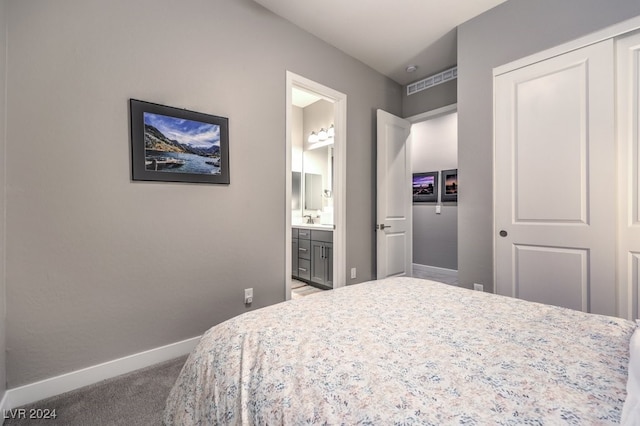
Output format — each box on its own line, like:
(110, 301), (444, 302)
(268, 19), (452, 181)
(1, 335), (200, 413)
(412, 263), (458, 279)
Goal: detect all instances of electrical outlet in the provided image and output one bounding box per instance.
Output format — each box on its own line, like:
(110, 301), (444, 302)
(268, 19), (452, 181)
(244, 288), (253, 304)
(350, 268), (356, 279)
(473, 283), (484, 292)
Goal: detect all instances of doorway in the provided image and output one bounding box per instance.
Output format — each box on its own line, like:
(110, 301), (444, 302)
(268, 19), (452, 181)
(285, 72), (346, 300)
(375, 104), (458, 282)
(408, 105), (458, 284)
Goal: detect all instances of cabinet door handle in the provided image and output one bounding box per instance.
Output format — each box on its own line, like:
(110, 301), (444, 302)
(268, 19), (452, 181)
(299, 247), (307, 252)
(298, 267), (307, 272)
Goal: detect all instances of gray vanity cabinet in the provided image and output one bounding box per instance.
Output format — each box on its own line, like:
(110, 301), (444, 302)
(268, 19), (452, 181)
(291, 228), (299, 277)
(292, 227), (333, 288)
(310, 230), (333, 288)
(291, 228), (311, 281)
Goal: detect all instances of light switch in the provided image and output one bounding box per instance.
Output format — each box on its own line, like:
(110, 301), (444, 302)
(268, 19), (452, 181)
(436, 205), (441, 214)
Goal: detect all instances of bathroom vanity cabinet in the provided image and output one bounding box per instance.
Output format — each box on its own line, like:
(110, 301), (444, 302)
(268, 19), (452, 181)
(292, 227), (333, 289)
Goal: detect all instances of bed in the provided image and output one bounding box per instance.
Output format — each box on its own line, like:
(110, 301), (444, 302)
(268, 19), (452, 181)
(164, 277), (639, 425)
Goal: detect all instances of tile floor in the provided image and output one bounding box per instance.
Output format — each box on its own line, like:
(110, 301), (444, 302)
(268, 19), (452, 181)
(412, 267), (459, 286)
(291, 279), (324, 298)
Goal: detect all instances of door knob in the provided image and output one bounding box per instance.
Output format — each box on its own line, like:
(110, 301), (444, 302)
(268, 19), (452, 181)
(376, 224), (391, 230)
(499, 230), (508, 237)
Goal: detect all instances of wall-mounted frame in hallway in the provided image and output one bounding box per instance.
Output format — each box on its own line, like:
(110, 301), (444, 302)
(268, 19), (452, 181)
(441, 169), (458, 202)
(412, 172), (438, 203)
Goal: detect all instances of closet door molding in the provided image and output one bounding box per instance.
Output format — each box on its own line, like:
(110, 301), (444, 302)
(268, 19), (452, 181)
(494, 16), (640, 77)
(617, 30), (640, 320)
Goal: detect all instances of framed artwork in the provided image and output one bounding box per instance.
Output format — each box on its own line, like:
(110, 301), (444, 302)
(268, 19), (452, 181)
(412, 172), (438, 203)
(130, 99), (230, 184)
(441, 168), (458, 202)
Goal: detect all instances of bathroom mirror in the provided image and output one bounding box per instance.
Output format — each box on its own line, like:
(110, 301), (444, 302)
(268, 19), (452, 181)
(292, 171), (301, 210)
(305, 173), (322, 211)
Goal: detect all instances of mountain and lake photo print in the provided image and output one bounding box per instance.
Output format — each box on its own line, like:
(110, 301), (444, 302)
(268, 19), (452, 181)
(143, 112), (222, 175)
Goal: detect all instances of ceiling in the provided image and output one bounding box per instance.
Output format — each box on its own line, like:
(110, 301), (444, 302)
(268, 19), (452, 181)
(253, 0), (507, 85)
(292, 87), (321, 108)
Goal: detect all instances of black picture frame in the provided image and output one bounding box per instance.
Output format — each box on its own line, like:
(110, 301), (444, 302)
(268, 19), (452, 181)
(130, 99), (230, 184)
(412, 171), (438, 203)
(441, 168), (458, 202)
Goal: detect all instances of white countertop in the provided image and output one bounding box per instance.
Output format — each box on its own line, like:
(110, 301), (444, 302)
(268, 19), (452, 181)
(292, 223), (334, 231)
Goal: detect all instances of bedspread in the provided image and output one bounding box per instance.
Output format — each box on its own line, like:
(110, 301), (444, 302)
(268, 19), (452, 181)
(164, 277), (636, 425)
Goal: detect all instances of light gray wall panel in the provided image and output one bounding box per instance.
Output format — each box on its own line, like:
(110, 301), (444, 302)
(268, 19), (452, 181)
(457, 0), (640, 292)
(5, 0), (401, 387)
(403, 79), (456, 119)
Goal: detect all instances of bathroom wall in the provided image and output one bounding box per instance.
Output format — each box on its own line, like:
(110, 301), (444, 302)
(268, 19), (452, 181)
(302, 100), (334, 219)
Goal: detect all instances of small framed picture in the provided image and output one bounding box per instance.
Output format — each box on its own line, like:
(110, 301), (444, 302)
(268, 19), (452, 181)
(412, 172), (438, 203)
(130, 99), (230, 184)
(441, 169), (458, 202)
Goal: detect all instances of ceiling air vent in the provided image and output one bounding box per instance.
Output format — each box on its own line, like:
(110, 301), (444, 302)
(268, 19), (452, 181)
(406, 66), (457, 96)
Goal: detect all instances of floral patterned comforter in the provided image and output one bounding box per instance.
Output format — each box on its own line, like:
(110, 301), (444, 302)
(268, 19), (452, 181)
(164, 277), (636, 425)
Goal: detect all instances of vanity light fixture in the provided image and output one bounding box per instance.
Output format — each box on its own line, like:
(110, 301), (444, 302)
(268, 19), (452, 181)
(327, 124), (335, 138)
(307, 124), (334, 145)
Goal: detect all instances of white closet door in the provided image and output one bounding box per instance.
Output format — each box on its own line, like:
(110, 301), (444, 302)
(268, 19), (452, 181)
(617, 31), (640, 320)
(494, 40), (616, 315)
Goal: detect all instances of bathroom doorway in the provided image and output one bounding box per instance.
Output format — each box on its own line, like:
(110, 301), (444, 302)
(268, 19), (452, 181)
(285, 72), (346, 300)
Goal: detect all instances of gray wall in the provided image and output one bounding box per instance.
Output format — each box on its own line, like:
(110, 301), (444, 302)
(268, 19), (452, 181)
(412, 113), (457, 270)
(0, 0), (7, 402)
(403, 79), (457, 119)
(5, 0), (401, 387)
(457, 0), (640, 292)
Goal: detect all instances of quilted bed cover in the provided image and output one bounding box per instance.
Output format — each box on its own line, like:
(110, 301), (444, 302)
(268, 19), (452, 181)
(164, 277), (637, 425)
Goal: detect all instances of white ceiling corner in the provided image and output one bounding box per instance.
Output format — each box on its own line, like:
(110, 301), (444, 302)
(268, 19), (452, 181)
(253, 0), (507, 85)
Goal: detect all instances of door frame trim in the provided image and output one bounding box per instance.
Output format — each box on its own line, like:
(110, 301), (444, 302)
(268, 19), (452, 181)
(285, 71), (347, 299)
(406, 103), (457, 124)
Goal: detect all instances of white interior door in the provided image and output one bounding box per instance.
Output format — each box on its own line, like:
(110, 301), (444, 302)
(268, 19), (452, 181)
(494, 40), (617, 316)
(617, 30), (640, 320)
(376, 109), (412, 279)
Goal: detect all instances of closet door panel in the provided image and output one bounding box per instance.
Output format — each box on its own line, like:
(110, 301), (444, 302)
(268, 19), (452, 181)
(495, 40), (616, 315)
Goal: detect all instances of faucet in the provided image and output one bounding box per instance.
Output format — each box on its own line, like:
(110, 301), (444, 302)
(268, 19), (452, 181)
(303, 215), (314, 224)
